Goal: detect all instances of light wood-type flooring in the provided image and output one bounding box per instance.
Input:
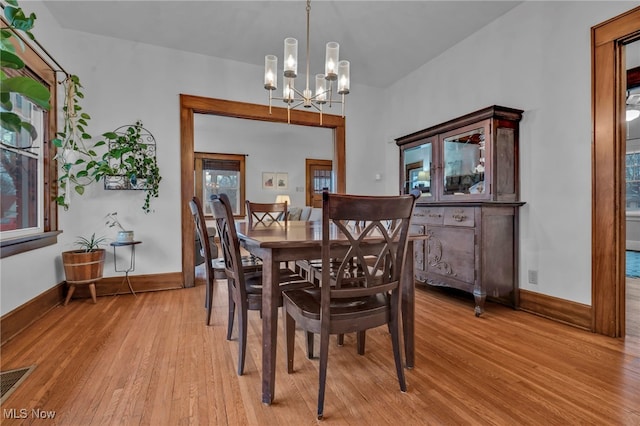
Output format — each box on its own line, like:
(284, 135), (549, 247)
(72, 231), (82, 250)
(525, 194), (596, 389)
(1, 279), (639, 425)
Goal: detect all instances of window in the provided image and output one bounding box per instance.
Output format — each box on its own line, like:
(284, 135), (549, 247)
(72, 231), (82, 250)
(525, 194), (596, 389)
(0, 32), (59, 258)
(195, 153), (246, 217)
(627, 152), (640, 211)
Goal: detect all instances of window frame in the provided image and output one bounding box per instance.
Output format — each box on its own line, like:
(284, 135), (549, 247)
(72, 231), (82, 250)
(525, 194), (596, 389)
(0, 24), (60, 258)
(194, 152), (246, 218)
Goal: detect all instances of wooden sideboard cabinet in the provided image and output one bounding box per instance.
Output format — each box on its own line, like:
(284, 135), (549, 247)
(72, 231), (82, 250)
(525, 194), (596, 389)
(397, 106), (524, 315)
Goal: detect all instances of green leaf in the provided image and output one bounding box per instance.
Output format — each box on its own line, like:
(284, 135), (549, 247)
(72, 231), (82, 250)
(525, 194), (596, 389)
(94, 141), (106, 147)
(5, 6), (36, 32)
(1, 29), (13, 40)
(20, 121), (37, 140)
(102, 132), (118, 139)
(1, 76), (50, 110)
(0, 50), (25, 69)
(0, 111), (22, 133)
(75, 185), (85, 196)
(0, 93), (12, 111)
(76, 170), (88, 178)
(80, 113), (91, 119)
(52, 138), (62, 148)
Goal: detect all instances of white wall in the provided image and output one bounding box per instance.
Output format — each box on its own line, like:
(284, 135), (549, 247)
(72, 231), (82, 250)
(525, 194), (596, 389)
(0, 1), (374, 315)
(383, 1), (636, 305)
(1, 1), (636, 315)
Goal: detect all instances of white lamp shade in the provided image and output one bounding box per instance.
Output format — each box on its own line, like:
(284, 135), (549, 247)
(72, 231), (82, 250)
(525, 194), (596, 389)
(627, 109), (640, 122)
(283, 78), (295, 103)
(325, 42), (339, 80)
(315, 74), (327, 104)
(275, 195), (291, 205)
(264, 55), (277, 90)
(284, 38), (298, 78)
(337, 60), (350, 95)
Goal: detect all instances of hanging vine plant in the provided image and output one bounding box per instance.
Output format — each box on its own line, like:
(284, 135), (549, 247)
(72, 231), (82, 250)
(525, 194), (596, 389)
(52, 74), (106, 208)
(100, 121), (161, 213)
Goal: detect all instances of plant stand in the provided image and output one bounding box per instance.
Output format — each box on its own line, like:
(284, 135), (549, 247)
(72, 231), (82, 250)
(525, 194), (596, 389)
(110, 241), (142, 296)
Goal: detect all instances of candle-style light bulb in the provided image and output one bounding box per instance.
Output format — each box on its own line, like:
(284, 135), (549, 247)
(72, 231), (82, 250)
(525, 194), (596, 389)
(284, 38), (298, 78)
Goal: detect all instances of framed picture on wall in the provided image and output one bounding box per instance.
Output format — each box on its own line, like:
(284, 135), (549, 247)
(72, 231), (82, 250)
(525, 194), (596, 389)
(276, 173), (288, 190)
(262, 172), (276, 189)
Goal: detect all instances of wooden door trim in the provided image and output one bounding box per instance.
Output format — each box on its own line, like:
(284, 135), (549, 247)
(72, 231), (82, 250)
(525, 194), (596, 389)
(180, 95), (346, 288)
(592, 6), (640, 336)
(305, 158), (333, 206)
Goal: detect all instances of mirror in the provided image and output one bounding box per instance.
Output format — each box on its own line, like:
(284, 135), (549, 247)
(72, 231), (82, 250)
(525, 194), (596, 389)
(442, 125), (486, 195)
(403, 141), (433, 197)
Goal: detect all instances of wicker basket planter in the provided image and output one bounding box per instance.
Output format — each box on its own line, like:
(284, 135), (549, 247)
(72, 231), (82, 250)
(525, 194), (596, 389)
(62, 249), (106, 305)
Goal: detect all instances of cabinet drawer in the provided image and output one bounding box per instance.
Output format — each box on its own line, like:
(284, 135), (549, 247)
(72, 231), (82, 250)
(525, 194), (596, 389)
(413, 207), (444, 225)
(443, 207), (475, 227)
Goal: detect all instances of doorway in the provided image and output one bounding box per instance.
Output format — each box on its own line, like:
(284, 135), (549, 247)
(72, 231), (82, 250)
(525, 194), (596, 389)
(306, 159), (332, 207)
(592, 6), (640, 337)
(179, 95), (346, 288)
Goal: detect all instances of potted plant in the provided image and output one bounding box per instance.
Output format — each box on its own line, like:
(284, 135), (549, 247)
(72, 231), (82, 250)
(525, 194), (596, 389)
(61, 233), (107, 305)
(100, 121), (162, 213)
(105, 211), (134, 243)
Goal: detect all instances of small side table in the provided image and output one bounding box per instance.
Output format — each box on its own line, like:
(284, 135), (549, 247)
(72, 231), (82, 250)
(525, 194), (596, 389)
(110, 241), (142, 296)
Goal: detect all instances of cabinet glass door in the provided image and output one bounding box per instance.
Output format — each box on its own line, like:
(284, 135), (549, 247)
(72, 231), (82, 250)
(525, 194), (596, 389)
(402, 138), (435, 199)
(441, 120), (490, 199)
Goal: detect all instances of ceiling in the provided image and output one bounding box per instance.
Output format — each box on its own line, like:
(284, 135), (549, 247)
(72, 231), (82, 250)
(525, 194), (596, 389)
(43, 1), (523, 89)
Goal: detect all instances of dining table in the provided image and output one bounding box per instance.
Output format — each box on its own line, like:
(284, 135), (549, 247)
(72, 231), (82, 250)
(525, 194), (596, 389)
(235, 220), (416, 405)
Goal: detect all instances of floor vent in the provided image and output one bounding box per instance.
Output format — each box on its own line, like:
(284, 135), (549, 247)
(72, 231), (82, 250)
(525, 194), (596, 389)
(1, 365), (36, 403)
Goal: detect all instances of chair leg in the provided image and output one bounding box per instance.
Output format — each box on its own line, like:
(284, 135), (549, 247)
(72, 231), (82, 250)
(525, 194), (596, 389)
(227, 289), (235, 341)
(356, 331), (366, 355)
(390, 297), (407, 392)
(317, 328), (330, 420)
(205, 278), (214, 326)
(237, 303), (248, 376)
(337, 334), (344, 346)
(306, 332), (315, 359)
(284, 307), (295, 373)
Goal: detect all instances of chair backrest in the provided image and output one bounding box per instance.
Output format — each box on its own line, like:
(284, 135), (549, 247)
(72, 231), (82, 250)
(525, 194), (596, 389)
(210, 194), (248, 300)
(189, 196), (214, 285)
(320, 190), (420, 306)
(246, 200), (288, 227)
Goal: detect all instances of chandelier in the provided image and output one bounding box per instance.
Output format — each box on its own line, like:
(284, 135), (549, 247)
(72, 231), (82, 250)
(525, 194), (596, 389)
(263, 0), (350, 124)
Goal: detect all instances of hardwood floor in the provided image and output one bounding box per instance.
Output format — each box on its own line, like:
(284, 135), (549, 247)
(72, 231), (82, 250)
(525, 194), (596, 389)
(1, 281), (639, 425)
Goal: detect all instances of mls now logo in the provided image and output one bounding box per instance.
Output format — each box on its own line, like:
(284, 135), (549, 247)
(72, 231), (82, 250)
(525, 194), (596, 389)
(3, 408), (56, 419)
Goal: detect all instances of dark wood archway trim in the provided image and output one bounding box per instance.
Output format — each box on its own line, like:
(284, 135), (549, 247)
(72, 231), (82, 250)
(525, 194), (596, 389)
(179, 95), (346, 288)
(592, 6), (640, 337)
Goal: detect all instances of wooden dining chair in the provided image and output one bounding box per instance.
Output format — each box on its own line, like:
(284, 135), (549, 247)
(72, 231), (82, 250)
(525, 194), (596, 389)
(246, 200), (288, 227)
(188, 196), (262, 326)
(282, 189), (420, 419)
(210, 193), (314, 375)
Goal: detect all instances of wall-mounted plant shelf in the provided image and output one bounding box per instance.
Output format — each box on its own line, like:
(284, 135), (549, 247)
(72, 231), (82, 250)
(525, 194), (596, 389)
(103, 123), (157, 191)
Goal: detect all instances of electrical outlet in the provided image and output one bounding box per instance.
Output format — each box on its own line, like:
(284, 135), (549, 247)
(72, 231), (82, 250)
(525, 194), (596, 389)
(528, 270), (538, 285)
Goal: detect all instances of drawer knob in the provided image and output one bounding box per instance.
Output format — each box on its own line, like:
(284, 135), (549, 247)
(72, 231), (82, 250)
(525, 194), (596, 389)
(452, 213), (467, 222)
(428, 213), (442, 218)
